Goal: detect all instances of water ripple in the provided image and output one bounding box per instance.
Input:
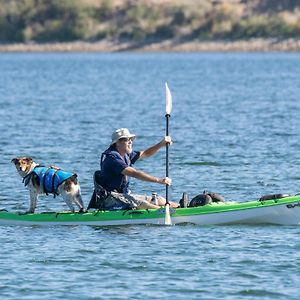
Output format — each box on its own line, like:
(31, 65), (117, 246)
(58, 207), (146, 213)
(1, 53), (300, 300)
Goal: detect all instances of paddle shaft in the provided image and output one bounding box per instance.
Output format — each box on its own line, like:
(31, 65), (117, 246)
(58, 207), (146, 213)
(165, 113), (170, 205)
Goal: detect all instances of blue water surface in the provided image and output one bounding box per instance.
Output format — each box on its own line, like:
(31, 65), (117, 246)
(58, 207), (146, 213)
(0, 52), (300, 299)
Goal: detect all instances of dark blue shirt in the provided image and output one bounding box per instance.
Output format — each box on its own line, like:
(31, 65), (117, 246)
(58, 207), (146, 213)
(99, 146), (140, 194)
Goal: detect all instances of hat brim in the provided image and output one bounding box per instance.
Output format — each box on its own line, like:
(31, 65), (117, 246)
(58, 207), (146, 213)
(110, 134), (136, 146)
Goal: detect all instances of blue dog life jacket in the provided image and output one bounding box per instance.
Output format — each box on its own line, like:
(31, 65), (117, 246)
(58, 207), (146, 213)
(24, 166), (76, 196)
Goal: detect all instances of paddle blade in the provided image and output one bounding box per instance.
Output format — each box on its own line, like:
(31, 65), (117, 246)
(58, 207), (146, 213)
(165, 82), (172, 115)
(164, 204), (172, 225)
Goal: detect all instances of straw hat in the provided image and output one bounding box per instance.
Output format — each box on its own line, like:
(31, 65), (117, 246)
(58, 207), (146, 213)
(110, 128), (136, 145)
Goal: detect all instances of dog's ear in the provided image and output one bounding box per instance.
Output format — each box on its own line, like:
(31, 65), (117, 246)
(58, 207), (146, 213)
(25, 157), (33, 163)
(11, 158), (19, 165)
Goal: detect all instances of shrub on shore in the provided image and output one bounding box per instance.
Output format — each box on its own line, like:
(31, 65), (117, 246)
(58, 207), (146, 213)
(0, 0), (299, 43)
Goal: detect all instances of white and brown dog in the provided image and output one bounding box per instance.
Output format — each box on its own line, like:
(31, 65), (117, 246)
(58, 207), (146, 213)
(11, 157), (85, 213)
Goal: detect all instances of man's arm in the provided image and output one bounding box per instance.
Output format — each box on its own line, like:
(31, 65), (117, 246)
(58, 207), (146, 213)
(139, 136), (172, 160)
(122, 167), (171, 185)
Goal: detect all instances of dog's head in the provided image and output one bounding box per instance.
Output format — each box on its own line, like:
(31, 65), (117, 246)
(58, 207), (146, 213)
(11, 157), (34, 176)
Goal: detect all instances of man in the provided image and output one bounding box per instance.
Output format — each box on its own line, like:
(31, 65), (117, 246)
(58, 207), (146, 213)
(90, 128), (179, 210)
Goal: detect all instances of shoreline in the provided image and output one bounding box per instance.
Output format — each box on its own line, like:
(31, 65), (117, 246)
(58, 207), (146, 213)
(0, 38), (300, 52)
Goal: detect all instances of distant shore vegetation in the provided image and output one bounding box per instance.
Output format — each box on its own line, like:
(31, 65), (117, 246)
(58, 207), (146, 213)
(0, 0), (299, 44)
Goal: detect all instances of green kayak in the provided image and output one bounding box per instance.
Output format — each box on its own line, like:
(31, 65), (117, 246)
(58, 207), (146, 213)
(1, 195), (300, 226)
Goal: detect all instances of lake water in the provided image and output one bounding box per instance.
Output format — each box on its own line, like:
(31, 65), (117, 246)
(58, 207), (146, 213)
(0, 52), (300, 299)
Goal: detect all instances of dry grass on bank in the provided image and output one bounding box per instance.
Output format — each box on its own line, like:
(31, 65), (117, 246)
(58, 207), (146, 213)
(1, 38), (300, 52)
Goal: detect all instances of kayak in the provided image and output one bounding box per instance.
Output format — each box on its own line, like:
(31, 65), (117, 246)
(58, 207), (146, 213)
(1, 195), (300, 226)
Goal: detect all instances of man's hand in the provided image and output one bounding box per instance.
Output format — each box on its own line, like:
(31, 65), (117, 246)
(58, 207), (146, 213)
(160, 136), (172, 146)
(160, 177), (172, 186)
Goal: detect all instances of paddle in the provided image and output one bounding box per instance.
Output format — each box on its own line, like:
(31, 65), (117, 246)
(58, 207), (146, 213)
(164, 82), (172, 225)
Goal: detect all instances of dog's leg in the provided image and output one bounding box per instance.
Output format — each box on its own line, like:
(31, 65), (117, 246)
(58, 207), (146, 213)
(69, 183), (85, 212)
(61, 191), (75, 213)
(28, 190), (38, 213)
(65, 196), (75, 213)
(60, 178), (85, 212)
(73, 189), (85, 212)
(66, 189), (85, 213)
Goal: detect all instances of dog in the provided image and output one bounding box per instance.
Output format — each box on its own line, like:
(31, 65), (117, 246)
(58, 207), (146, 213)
(11, 157), (84, 213)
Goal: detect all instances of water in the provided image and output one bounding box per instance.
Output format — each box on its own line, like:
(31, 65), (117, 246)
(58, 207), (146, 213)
(0, 53), (300, 299)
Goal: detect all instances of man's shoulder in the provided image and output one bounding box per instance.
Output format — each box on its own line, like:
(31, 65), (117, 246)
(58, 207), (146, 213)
(102, 150), (125, 168)
(129, 151), (140, 163)
(103, 148), (121, 159)
(129, 150), (139, 157)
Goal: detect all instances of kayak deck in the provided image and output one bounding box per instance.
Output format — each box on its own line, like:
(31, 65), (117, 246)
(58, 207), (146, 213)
(1, 196), (300, 226)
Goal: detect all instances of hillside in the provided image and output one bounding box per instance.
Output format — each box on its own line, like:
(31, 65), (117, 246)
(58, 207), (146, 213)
(0, 0), (299, 51)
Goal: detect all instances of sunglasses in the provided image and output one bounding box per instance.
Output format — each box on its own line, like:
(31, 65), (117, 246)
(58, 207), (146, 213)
(119, 137), (134, 142)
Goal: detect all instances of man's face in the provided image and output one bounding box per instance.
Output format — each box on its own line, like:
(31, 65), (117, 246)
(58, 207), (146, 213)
(117, 137), (134, 154)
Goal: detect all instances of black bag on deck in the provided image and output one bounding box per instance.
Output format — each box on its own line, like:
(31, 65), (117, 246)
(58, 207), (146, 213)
(259, 193), (291, 201)
(87, 171), (109, 210)
(189, 190), (225, 207)
(203, 191), (225, 203)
